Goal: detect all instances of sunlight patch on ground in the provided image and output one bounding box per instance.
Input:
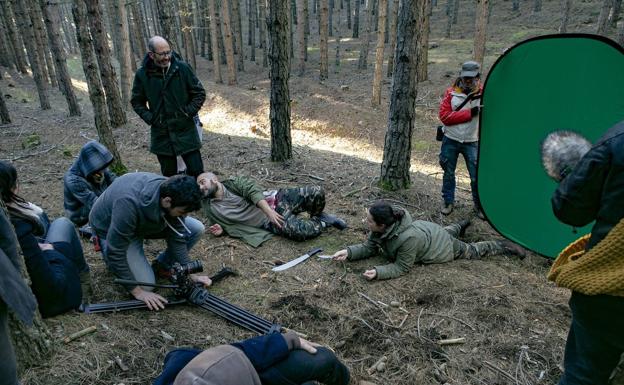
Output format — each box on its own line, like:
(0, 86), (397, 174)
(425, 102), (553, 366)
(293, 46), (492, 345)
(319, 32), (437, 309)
(71, 78), (89, 93)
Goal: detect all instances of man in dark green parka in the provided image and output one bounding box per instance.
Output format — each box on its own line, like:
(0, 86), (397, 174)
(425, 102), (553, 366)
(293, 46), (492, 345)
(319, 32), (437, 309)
(131, 36), (206, 177)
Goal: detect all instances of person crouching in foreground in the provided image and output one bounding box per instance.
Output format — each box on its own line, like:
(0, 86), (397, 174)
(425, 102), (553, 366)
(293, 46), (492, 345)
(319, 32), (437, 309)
(332, 201), (525, 280)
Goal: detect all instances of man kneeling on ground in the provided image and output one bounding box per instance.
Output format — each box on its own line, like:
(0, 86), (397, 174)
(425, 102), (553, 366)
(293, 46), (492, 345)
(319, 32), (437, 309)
(153, 331), (350, 385)
(90, 173), (211, 310)
(197, 172), (347, 247)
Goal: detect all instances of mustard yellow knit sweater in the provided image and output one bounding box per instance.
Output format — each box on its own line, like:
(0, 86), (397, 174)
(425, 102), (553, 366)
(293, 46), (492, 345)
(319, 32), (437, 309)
(548, 218), (624, 297)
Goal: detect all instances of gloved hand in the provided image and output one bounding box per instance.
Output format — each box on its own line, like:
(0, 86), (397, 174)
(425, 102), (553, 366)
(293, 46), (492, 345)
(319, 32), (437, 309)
(470, 106), (480, 117)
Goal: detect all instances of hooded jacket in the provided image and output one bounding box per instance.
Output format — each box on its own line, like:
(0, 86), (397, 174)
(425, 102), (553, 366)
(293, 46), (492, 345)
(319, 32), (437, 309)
(347, 208), (455, 280)
(438, 85), (482, 143)
(63, 141), (116, 226)
(89, 172), (191, 281)
(131, 51), (206, 157)
(552, 120), (624, 250)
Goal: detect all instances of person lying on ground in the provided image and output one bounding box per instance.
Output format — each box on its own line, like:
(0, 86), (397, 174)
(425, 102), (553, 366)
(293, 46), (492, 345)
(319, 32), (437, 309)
(63, 140), (116, 229)
(0, 160), (90, 317)
(153, 331), (350, 385)
(89, 173), (211, 310)
(197, 172), (347, 247)
(332, 200), (526, 281)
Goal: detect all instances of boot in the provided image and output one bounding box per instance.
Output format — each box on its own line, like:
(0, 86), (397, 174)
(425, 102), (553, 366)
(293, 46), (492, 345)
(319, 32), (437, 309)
(441, 202), (454, 215)
(457, 219), (471, 238)
(497, 240), (527, 260)
(318, 212), (348, 230)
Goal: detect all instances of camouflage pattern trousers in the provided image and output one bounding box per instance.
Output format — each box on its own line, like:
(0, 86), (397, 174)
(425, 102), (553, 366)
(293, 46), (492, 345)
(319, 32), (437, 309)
(443, 222), (504, 259)
(265, 186), (326, 241)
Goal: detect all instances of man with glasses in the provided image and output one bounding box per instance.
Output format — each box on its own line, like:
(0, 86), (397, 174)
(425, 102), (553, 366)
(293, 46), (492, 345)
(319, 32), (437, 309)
(131, 36), (206, 178)
(89, 173), (211, 310)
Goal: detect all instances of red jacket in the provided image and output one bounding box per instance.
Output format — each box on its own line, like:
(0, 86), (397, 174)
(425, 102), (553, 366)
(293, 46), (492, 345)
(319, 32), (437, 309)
(438, 86), (473, 126)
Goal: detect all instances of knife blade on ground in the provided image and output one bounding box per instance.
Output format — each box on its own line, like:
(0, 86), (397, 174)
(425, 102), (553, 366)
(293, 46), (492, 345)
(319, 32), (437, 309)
(272, 247), (323, 272)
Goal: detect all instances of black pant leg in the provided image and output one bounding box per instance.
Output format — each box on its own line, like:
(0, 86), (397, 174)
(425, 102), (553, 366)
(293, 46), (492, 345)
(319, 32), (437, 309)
(156, 154), (178, 177)
(181, 150), (204, 177)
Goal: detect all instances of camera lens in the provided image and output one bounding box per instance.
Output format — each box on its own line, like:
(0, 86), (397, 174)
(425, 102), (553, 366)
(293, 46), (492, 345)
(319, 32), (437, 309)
(181, 260), (203, 275)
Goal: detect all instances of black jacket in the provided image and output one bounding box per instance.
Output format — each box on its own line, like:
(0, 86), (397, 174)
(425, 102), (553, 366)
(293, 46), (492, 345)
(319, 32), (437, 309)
(552, 120), (624, 250)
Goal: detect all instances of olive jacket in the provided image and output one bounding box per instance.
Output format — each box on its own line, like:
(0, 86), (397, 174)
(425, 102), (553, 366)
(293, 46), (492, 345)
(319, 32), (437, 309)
(347, 208), (455, 280)
(131, 52), (206, 156)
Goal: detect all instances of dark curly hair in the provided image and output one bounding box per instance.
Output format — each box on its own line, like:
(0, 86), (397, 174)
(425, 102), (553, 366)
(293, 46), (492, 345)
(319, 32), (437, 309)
(368, 200), (404, 227)
(160, 175), (202, 212)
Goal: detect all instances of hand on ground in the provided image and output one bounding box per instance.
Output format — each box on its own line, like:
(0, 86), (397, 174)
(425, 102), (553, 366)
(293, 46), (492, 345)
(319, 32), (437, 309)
(363, 269), (377, 280)
(132, 288), (168, 310)
(299, 337), (319, 354)
(266, 208), (285, 229)
(191, 274), (212, 287)
(208, 224), (223, 236)
(332, 249), (348, 261)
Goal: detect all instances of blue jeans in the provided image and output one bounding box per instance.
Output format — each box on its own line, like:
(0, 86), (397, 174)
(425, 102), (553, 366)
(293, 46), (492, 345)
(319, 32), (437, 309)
(46, 217), (88, 273)
(0, 302), (18, 385)
(100, 216), (205, 289)
(259, 347), (350, 385)
(439, 136), (479, 207)
(559, 292), (624, 385)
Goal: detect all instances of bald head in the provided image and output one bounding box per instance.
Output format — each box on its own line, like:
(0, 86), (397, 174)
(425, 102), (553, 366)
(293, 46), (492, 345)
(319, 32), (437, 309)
(197, 172), (220, 199)
(147, 36), (172, 68)
(148, 36), (169, 52)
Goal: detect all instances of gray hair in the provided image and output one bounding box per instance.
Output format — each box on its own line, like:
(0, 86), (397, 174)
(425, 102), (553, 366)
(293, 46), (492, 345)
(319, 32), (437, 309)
(541, 130), (592, 182)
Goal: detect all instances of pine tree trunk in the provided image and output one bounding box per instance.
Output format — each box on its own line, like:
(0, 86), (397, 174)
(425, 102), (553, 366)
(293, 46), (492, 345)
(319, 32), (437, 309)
(0, 84), (11, 124)
(618, 11), (624, 45)
(259, 0), (268, 67)
(250, 0), (256, 61)
(328, 0), (333, 36)
(40, 0), (81, 116)
(1, 2), (29, 74)
(60, 4), (78, 54)
(386, 0), (398, 77)
(231, 0), (244, 70)
(155, 0), (177, 45)
(204, 0), (214, 60)
(357, 0), (373, 69)
(268, 0), (292, 162)
(380, 0), (422, 190)
(559, 0), (572, 32)
(416, 0), (430, 81)
(29, 0), (55, 87)
(597, 0), (613, 34)
(352, 0), (359, 37)
(297, 0), (306, 75)
(288, 0), (294, 57)
(148, 0), (160, 35)
(221, 0), (238, 84)
(445, 0), (453, 37)
(371, 0), (387, 106)
(73, 0), (126, 174)
(473, 0), (488, 66)
(130, 2), (148, 58)
(84, 0), (127, 126)
(319, 0), (329, 79)
(180, 0), (197, 69)
(452, 0), (459, 23)
(208, 0), (223, 82)
(303, 0), (309, 60)
(609, 0), (622, 27)
(346, 0), (351, 28)
(334, 34), (340, 70)
(110, 0), (133, 107)
(11, 0), (51, 110)
(0, 8), (15, 69)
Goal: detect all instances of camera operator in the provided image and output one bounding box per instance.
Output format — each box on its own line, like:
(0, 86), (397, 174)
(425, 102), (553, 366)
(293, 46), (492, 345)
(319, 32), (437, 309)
(90, 173), (211, 310)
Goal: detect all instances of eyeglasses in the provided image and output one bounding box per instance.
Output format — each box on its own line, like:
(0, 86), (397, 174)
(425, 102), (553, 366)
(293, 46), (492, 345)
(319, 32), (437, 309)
(151, 50), (172, 58)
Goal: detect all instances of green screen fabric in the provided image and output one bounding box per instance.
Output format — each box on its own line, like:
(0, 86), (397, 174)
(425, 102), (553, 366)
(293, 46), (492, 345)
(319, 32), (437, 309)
(478, 34), (624, 258)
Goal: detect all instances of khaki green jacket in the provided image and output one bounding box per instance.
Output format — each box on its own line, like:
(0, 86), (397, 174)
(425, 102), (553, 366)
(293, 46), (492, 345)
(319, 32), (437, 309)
(347, 209), (454, 280)
(201, 176), (272, 247)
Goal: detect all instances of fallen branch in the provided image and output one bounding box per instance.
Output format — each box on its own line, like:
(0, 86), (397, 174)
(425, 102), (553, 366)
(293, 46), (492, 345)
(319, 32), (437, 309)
(289, 172), (325, 181)
(10, 145), (58, 162)
(114, 356), (129, 371)
(438, 337), (466, 346)
(237, 154), (268, 164)
(483, 360), (516, 382)
(63, 325), (97, 344)
(342, 186), (367, 198)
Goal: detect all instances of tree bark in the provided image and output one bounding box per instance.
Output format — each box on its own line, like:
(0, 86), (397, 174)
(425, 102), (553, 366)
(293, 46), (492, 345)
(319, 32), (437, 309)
(180, 0), (198, 69)
(155, 0), (178, 46)
(618, 10), (624, 45)
(221, 0), (238, 84)
(416, 0), (430, 81)
(328, 0), (333, 36)
(40, 0), (81, 116)
(129, 2), (148, 59)
(111, 0), (133, 107)
(380, 0), (422, 190)
(1, 2), (29, 74)
(319, 0), (328, 79)
(208, 0), (223, 82)
(297, 0), (306, 75)
(609, 0), (622, 27)
(352, 0), (359, 37)
(60, 3), (79, 54)
(231, 0), (244, 70)
(259, 0), (268, 67)
(0, 83), (11, 123)
(250, 0), (256, 61)
(357, 0), (373, 69)
(73, 0), (126, 173)
(11, 0), (51, 110)
(303, 0), (309, 60)
(385, 0), (398, 77)
(597, 0), (613, 34)
(268, 0), (292, 162)
(30, 0), (56, 87)
(371, 0), (387, 106)
(452, 0), (459, 23)
(473, 0), (488, 66)
(346, 0), (351, 29)
(558, 0), (572, 33)
(0, 8), (15, 69)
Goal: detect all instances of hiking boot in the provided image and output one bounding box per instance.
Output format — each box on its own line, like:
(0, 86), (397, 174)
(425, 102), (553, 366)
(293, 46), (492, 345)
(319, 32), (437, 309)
(441, 203), (454, 215)
(474, 206), (485, 220)
(78, 224), (94, 239)
(457, 219), (471, 238)
(152, 260), (173, 280)
(319, 212), (348, 230)
(497, 240), (527, 260)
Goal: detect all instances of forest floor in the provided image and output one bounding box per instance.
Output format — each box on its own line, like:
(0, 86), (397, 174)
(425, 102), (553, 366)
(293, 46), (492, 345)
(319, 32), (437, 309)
(0, 0), (616, 384)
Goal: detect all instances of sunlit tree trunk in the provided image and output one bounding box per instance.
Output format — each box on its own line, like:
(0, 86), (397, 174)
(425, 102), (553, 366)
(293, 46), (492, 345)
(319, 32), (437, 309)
(357, 0), (373, 69)
(221, 0), (237, 84)
(416, 0), (430, 81)
(297, 0), (306, 75)
(371, 0), (387, 106)
(231, 0), (244, 70)
(208, 0), (223, 82)
(268, 0), (292, 161)
(380, 0), (422, 190)
(30, 0), (56, 87)
(319, 0), (328, 79)
(111, 0), (133, 107)
(11, 0), (50, 110)
(386, 0), (398, 76)
(180, 0), (197, 69)
(473, 0), (488, 66)
(40, 0), (81, 116)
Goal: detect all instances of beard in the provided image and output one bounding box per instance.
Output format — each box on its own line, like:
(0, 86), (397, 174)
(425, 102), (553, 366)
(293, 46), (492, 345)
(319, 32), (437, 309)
(202, 185), (218, 199)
